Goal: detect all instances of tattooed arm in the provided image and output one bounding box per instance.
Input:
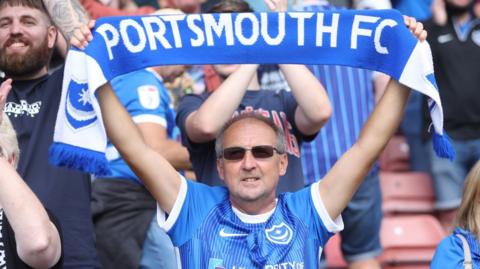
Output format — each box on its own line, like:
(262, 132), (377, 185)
(42, 0), (90, 41)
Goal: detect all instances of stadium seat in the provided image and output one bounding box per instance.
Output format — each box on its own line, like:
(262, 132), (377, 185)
(379, 136), (410, 172)
(325, 233), (347, 268)
(380, 172), (435, 215)
(383, 265), (429, 269)
(380, 215), (445, 266)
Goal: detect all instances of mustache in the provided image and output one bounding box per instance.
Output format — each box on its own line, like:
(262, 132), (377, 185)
(4, 36), (30, 47)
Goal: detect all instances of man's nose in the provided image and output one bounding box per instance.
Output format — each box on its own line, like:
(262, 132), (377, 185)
(241, 150), (257, 170)
(9, 21), (22, 35)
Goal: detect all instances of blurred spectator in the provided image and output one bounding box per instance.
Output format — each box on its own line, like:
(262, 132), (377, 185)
(294, 1), (390, 269)
(394, 0), (433, 173)
(92, 67), (191, 269)
(80, 0), (155, 19)
(1, 1), (98, 267)
(423, 0), (480, 231)
(159, 0), (205, 12)
(392, 0), (433, 20)
(430, 160), (480, 268)
(0, 90), (62, 268)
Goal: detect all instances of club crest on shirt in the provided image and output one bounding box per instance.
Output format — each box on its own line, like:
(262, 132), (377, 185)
(138, 85), (160, 109)
(265, 222), (293, 245)
(65, 79), (97, 130)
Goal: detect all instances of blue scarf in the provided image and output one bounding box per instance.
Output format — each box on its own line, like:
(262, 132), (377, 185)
(49, 10), (454, 175)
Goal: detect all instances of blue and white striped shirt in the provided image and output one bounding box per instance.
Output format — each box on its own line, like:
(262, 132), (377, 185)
(296, 2), (379, 185)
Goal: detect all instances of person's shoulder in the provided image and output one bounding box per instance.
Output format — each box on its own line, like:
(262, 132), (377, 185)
(178, 92), (209, 109)
(113, 69), (161, 86)
(431, 233), (464, 268)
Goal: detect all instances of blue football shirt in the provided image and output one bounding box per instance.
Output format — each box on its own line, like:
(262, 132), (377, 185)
(156, 177), (344, 268)
(102, 69), (178, 183)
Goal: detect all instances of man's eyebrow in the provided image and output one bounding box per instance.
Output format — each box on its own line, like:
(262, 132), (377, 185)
(20, 14), (39, 21)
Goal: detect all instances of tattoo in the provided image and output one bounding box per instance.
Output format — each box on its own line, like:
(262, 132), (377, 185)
(42, 0), (90, 40)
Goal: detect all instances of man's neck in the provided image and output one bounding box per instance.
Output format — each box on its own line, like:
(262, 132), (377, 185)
(454, 12), (472, 25)
(7, 67), (48, 81)
(230, 196), (276, 215)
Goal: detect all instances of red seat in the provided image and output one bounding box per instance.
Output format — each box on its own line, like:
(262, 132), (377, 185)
(324, 233), (347, 268)
(380, 215), (445, 265)
(383, 266), (430, 269)
(380, 136), (411, 172)
(380, 172), (435, 215)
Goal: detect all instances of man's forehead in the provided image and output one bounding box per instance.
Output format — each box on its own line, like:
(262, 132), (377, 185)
(0, 4), (48, 21)
(223, 118), (277, 144)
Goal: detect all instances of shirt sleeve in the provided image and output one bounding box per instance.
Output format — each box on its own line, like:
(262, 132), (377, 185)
(285, 182), (344, 246)
(156, 175), (227, 247)
(430, 235), (465, 269)
(113, 71), (169, 127)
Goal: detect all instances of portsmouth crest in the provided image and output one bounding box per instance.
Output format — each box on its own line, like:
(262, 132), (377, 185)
(265, 222), (293, 245)
(65, 79), (97, 130)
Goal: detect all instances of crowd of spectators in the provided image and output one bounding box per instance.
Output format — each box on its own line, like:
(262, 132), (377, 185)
(0, 0), (479, 268)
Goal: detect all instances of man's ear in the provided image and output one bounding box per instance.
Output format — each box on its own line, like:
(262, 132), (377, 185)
(278, 153), (288, 176)
(47, 25), (58, 49)
(216, 158), (225, 181)
(5, 154), (16, 168)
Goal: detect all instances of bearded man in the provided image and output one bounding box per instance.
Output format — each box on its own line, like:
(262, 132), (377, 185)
(0, 1), (99, 268)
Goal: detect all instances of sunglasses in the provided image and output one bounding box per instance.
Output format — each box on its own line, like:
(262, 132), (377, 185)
(221, 145), (280, 161)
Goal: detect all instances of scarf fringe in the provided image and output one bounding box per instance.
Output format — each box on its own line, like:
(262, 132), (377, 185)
(49, 142), (111, 176)
(432, 131), (456, 161)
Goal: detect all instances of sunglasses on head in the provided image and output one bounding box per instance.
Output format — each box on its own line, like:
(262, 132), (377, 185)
(221, 145), (280, 161)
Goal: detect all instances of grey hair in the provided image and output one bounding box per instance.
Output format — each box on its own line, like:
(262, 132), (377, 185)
(215, 112), (286, 158)
(0, 112), (19, 168)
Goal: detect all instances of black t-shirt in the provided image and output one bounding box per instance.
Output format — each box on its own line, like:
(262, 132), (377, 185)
(423, 18), (480, 140)
(0, 209), (63, 269)
(3, 68), (98, 268)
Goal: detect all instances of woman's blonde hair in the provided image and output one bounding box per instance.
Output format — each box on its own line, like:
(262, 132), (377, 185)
(454, 160), (480, 239)
(0, 112), (19, 168)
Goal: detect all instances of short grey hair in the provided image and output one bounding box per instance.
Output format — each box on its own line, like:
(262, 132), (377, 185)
(0, 112), (19, 168)
(215, 112), (286, 158)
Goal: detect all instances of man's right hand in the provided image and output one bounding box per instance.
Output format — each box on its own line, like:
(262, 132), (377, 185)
(0, 78), (12, 123)
(70, 20), (96, 50)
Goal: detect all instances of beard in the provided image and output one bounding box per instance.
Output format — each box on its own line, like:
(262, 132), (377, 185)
(446, 0), (475, 16)
(0, 35), (53, 78)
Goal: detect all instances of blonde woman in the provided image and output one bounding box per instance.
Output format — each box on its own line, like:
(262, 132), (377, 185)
(431, 160), (480, 268)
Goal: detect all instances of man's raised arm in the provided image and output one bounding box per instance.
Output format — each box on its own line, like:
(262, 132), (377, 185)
(318, 17), (427, 220)
(96, 83), (182, 213)
(42, 0), (89, 41)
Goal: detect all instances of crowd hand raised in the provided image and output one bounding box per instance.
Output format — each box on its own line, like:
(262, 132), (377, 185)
(431, 0), (447, 26)
(0, 78), (12, 123)
(264, 0), (288, 12)
(403, 16), (427, 42)
(70, 20), (96, 50)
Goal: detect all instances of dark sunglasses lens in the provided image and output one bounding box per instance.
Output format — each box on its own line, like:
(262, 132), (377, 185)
(223, 147), (246, 160)
(251, 146), (275, 158)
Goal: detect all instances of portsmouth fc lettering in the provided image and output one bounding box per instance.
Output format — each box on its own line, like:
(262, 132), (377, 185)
(96, 12), (398, 61)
